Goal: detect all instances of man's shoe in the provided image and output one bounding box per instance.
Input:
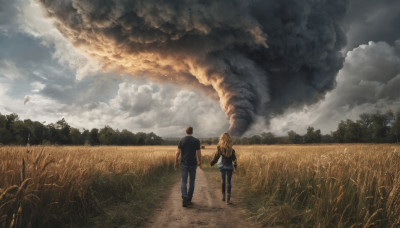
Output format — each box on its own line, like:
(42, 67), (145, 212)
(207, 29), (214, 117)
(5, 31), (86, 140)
(182, 196), (188, 207)
(187, 200), (192, 206)
(227, 194), (232, 205)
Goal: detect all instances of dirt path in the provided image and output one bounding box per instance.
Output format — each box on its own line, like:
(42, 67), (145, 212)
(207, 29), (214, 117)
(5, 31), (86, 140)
(147, 169), (257, 228)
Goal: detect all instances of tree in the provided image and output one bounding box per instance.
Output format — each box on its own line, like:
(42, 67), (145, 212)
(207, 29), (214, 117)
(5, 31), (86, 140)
(81, 129), (90, 145)
(0, 113), (7, 128)
(261, 132), (276, 144)
(321, 134), (334, 143)
(332, 121), (346, 143)
(304, 127), (321, 143)
(343, 119), (362, 143)
(314, 129), (322, 143)
(6, 113), (19, 130)
(304, 127), (314, 143)
(89, 128), (100, 145)
(120, 129), (136, 145)
(70, 128), (82, 145)
(136, 132), (146, 145)
(0, 128), (13, 144)
(249, 135), (261, 144)
(30, 121), (48, 145)
(99, 126), (118, 145)
(390, 112), (400, 143)
(288, 130), (302, 144)
(145, 132), (164, 145)
(12, 120), (31, 145)
(55, 118), (71, 144)
(0, 112), (165, 146)
(371, 113), (391, 142)
(47, 123), (60, 144)
(357, 113), (373, 142)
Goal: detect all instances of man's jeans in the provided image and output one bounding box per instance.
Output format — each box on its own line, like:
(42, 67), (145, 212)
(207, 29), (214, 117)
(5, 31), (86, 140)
(181, 165), (197, 201)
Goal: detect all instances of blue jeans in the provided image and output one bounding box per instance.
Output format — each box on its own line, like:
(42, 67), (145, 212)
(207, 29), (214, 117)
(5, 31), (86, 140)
(181, 165), (197, 201)
(220, 168), (233, 194)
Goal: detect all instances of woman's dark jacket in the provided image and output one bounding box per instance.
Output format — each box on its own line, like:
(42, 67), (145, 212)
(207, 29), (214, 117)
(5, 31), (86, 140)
(210, 146), (237, 169)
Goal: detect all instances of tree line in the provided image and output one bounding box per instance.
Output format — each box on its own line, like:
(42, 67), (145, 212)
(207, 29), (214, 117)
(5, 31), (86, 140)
(201, 111), (400, 145)
(0, 113), (163, 145)
(1, 111), (399, 146)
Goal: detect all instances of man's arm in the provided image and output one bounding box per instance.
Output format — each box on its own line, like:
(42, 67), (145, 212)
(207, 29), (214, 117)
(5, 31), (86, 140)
(196, 149), (202, 169)
(174, 149), (181, 170)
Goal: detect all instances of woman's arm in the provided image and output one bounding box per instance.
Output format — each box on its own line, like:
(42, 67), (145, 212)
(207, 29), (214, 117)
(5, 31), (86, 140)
(210, 149), (220, 166)
(232, 150), (237, 173)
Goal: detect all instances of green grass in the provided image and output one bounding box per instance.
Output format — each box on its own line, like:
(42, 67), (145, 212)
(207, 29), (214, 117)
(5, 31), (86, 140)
(86, 169), (180, 227)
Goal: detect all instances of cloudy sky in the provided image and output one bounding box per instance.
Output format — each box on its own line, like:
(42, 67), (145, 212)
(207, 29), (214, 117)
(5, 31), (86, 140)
(0, 0), (399, 137)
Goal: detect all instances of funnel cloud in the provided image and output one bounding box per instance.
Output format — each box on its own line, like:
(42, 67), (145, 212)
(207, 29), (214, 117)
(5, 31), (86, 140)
(37, 0), (348, 136)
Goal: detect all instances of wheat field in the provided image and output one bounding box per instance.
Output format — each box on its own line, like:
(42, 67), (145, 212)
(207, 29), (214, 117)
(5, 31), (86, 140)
(1, 144), (400, 227)
(233, 144), (400, 227)
(0, 146), (177, 227)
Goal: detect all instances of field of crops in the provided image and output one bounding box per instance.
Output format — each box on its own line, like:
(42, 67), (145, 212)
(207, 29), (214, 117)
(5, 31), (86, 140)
(1, 144), (400, 227)
(234, 144), (400, 227)
(0, 146), (177, 227)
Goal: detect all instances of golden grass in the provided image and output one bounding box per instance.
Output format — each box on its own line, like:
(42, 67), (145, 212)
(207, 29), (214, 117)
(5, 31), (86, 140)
(232, 144), (400, 227)
(2, 144), (400, 227)
(0, 145), (177, 227)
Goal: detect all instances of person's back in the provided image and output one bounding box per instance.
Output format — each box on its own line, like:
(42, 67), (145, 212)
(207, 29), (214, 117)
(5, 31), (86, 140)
(210, 132), (237, 204)
(178, 136), (200, 166)
(174, 126), (202, 207)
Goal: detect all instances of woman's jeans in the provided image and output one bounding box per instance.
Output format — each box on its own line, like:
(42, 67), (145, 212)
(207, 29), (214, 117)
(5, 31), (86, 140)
(181, 165), (197, 201)
(220, 168), (233, 194)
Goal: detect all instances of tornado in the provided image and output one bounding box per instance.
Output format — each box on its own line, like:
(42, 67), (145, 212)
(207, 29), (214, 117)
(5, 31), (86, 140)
(37, 0), (348, 136)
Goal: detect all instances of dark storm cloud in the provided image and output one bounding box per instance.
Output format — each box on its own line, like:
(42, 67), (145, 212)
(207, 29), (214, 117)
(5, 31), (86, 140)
(37, 0), (348, 136)
(266, 40), (400, 135)
(345, 0), (400, 50)
(332, 41), (400, 109)
(321, 40), (400, 130)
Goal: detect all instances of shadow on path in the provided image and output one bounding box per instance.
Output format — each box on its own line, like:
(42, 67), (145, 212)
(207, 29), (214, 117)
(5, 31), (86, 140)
(148, 169), (257, 228)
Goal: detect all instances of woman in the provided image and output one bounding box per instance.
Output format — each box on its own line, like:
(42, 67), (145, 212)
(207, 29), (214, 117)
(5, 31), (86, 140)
(210, 132), (237, 204)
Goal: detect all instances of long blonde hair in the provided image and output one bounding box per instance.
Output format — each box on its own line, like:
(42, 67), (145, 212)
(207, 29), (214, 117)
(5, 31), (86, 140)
(218, 132), (233, 157)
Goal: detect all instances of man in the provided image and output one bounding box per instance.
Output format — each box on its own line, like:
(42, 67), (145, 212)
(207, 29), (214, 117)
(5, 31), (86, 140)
(174, 126), (202, 207)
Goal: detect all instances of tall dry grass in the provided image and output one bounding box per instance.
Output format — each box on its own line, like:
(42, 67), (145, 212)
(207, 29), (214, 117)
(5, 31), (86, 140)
(0, 146), (176, 227)
(235, 144), (400, 227)
(3, 144), (399, 227)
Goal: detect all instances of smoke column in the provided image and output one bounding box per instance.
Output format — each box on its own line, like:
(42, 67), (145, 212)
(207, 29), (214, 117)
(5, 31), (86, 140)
(37, 0), (348, 136)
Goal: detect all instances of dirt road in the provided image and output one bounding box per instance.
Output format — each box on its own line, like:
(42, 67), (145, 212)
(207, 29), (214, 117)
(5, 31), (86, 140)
(147, 168), (257, 228)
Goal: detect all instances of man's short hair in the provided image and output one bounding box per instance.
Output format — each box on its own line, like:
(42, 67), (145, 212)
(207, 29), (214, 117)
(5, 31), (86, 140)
(186, 126), (193, 135)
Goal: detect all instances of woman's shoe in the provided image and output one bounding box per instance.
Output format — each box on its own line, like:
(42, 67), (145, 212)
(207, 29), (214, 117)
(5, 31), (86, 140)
(227, 194), (231, 204)
(182, 196), (188, 207)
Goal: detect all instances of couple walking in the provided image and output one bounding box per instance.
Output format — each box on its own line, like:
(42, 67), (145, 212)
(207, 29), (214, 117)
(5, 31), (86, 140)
(174, 126), (237, 207)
